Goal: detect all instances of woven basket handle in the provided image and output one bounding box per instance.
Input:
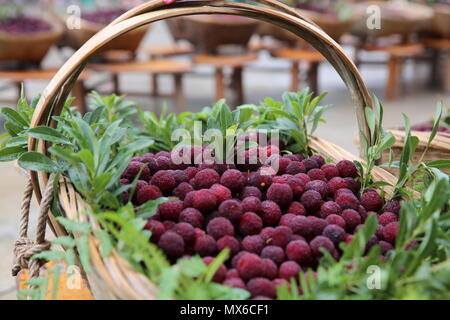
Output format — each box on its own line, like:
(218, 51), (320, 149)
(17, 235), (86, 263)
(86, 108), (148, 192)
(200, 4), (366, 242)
(28, 0), (373, 199)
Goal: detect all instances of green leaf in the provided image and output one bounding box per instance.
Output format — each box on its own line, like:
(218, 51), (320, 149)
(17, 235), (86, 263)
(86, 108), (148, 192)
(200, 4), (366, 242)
(75, 235), (91, 273)
(94, 230), (113, 258)
(52, 236), (76, 248)
(425, 160), (450, 170)
(0, 146), (25, 161)
(24, 127), (71, 145)
(18, 152), (61, 173)
(1, 107), (29, 128)
(56, 217), (91, 234)
(426, 101), (443, 147)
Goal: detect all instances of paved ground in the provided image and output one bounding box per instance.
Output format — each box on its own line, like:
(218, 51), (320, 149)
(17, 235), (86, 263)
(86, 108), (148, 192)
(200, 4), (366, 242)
(0, 21), (448, 299)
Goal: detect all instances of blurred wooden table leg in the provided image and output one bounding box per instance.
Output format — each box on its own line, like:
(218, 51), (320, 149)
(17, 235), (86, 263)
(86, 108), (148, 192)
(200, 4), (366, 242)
(72, 80), (87, 114)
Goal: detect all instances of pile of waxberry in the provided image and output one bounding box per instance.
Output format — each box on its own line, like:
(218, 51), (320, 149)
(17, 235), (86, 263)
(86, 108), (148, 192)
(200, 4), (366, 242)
(0, 16), (51, 34)
(120, 146), (400, 299)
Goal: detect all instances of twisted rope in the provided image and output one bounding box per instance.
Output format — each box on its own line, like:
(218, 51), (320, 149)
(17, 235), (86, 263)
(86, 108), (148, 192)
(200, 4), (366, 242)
(12, 174), (56, 279)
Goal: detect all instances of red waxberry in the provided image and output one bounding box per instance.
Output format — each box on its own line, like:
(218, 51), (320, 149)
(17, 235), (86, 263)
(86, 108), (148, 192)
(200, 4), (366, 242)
(280, 213), (296, 227)
(218, 199), (243, 222)
(286, 161), (306, 175)
(383, 222), (398, 244)
(321, 164), (339, 180)
(325, 214), (346, 229)
(266, 183), (293, 208)
(287, 202), (306, 216)
(310, 235), (335, 257)
(310, 155), (325, 167)
(322, 224), (346, 245)
(220, 169), (246, 192)
(193, 189), (217, 213)
(344, 178), (361, 194)
(308, 169), (326, 181)
(158, 231), (185, 259)
(341, 209), (362, 231)
(171, 170), (189, 184)
(360, 190), (383, 212)
(248, 172), (272, 191)
(260, 201), (282, 226)
(302, 158), (319, 171)
(239, 212), (263, 235)
(300, 190), (323, 212)
(336, 160), (358, 178)
(305, 180), (329, 198)
(247, 278), (276, 299)
(261, 258), (278, 279)
(192, 169), (220, 189)
(260, 245), (285, 265)
(173, 182), (194, 200)
(241, 186), (262, 200)
(279, 261), (301, 280)
(217, 235), (240, 256)
(123, 161), (151, 181)
(295, 173), (311, 185)
(179, 208), (204, 228)
(231, 251), (249, 269)
(207, 217), (234, 240)
(308, 217), (328, 237)
(241, 196), (261, 213)
(327, 177), (348, 195)
(289, 216), (313, 239)
(183, 191), (196, 208)
(210, 184), (232, 204)
(226, 268), (239, 279)
(195, 235), (217, 256)
(379, 240), (394, 254)
(144, 220), (165, 242)
(237, 253), (264, 280)
(320, 201), (342, 218)
(223, 277), (246, 289)
(336, 193), (359, 211)
(203, 257), (227, 283)
(260, 227), (275, 243)
(159, 200), (184, 221)
(242, 235), (265, 254)
(270, 226), (293, 248)
(287, 177), (305, 197)
(185, 166), (199, 180)
(136, 185), (163, 205)
(379, 212), (398, 226)
(151, 171), (176, 194)
(162, 220), (175, 231)
(384, 200), (401, 215)
(276, 157), (292, 175)
(286, 240), (312, 264)
(358, 205), (368, 222)
(172, 222), (196, 245)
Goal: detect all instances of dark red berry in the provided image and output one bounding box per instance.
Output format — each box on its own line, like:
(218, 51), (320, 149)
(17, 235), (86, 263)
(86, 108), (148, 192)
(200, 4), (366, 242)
(308, 217), (328, 236)
(336, 160), (358, 178)
(287, 202), (306, 216)
(279, 213), (296, 227)
(210, 184), (232, 204)
(144, 220), (165, 242)
(321, 164), (339, 180)
(260, 201), (282, 226)
(360, 190), (383, 212)
(195, 235), (217, 256)
(286, 161), (306, 175)
(261, 258), (278, 279)
(218, 199), (243, 222)
(260, 245), (285, 265)
(320, 201), (342, 218)
(378, 212), (397, 226)
(286, 177), (305, 197)
(325, 214), (346, 229)
(279, 261), (301, 280)
(241, 186), (262, 200)
(286, 240), (312, 264)
(310, 235), (335, 257)
(241, 196), (261, 213)
(185, 166), (199, 180)
(151, 170), (176, 194)
(158, 231), (185, 259)
(341, 209), (361, 231)
(217, 235), (240, 256)
(302, 158), (319, 171)
(207, 217), (234, 240)
(241, 235), (265, 254)
(136, 185), (163, 205)
(305, 180), (329, 198)
(239, 212), (263, 235)
(220, 169), (246, 192)
(193, 189), (217, 213)
(159, 200), (184, 221)
(384, 200), (401, 215)
(327, 177), (348, 195)
(260, 227), (275, 243)
(237, 253), (264, 280)
(266, 183), (293, 208)
(379, 240), (394, 254)
(300, 190), (323, 212)
(179, 208), (204, 228)
(173, 182), (194, 200)
(383, 222), (398, 244)
(308, 169), (326, 181)
(247, 278), (276, 299)
(193, 169), (220, 189)
(223, 277), (246, 289)
(322, 224), (346, 245)
(270, 226), (293, 248)
(289, 216), (313, 239)
(172, 222), (196, 245)
(336, 193), (359, 210)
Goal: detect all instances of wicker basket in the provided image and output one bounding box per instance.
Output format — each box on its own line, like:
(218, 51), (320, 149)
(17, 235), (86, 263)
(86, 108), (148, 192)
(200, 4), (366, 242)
(177, 15), (259, 53)
(429, 4), (450, 38)
(381, 129), (450, 175)
(258, 7), (359, 43)
(0, 15), (63, 65)
(55, 13), (149, 55)
(351, 1), (434, 38)
(23, 0), (401, 300)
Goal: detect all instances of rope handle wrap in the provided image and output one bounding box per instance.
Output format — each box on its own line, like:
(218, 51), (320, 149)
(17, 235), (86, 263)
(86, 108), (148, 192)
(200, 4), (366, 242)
(12, 174), (56, 279)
